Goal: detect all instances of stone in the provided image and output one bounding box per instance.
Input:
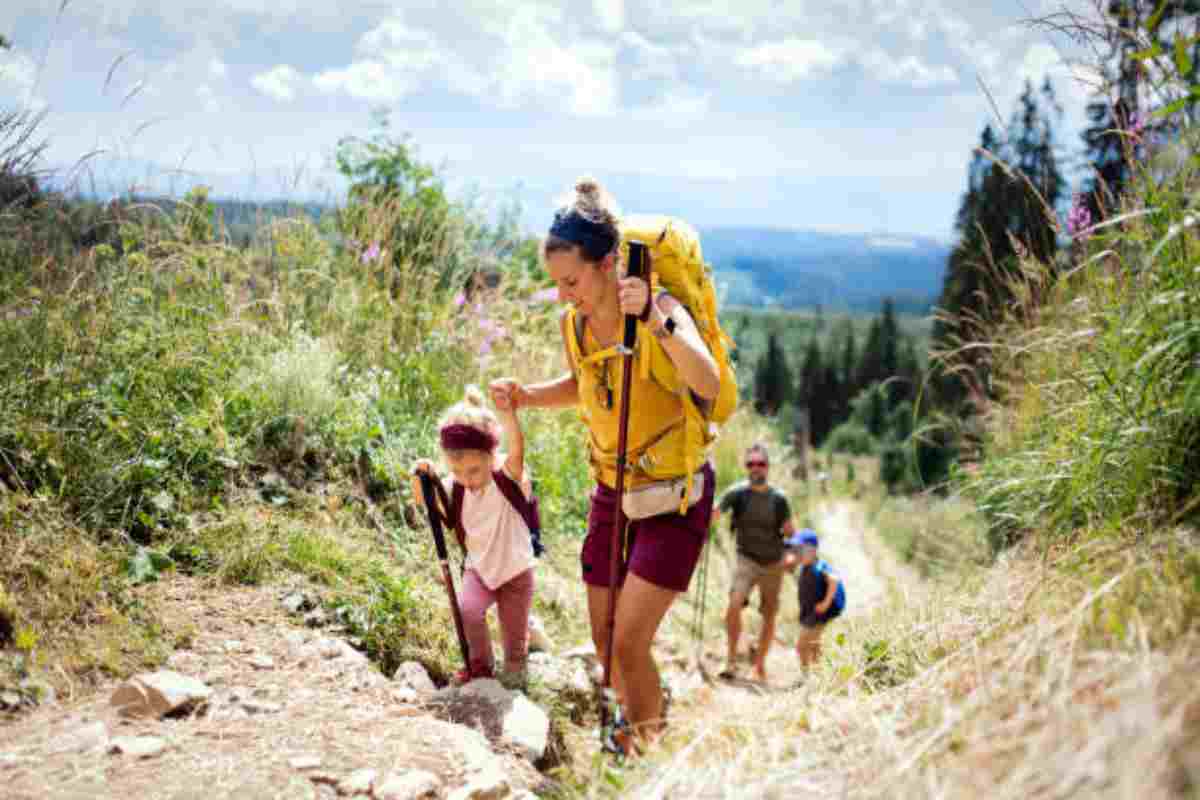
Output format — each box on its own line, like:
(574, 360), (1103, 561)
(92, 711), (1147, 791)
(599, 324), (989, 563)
(248, 654), (275, 670)
(447, 770), (510, 800)
(338, 768), (377, 796)
(393, 661), (436, 696)
(526, 614), (553, 653)
(242, 699), (283, 715)
(374, 770), (442, 800)
(526, 653), (591, 699)
(304, 608), (329, 628)
(19, 679), (56, 707)
(223, 639), (244, 653)
(290, 755), (322, 770)
(447, 679), (550, 762)
(53, 720), (109, 754)
(561, 642), (598, 665)
(109, 735), (166, 759)
(110, 670), (211, 719)
(281, 591), (312, 614)
(0, 691), (22, 710)
(391, 687), (419, 704)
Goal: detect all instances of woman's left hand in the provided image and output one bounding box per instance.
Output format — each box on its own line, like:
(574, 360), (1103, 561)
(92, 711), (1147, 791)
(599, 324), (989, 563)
(617, 276), (650, 318)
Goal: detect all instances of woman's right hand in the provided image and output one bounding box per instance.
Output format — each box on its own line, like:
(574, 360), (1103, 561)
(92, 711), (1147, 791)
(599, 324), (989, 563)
(409, 459), (436, 508)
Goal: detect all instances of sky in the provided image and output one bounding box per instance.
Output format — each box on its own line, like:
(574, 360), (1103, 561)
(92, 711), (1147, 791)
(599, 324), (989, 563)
(0, 0), (1105, 239)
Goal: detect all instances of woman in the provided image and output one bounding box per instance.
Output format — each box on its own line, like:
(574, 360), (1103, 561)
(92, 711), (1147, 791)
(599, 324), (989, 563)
(493, 178), (720, 753)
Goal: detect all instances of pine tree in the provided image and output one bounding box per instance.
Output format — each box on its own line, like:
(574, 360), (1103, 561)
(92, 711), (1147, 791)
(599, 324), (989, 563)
(753, 330), (792, 416)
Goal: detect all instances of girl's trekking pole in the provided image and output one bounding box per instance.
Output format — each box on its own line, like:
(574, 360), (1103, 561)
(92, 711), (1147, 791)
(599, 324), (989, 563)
(599, 239), (649, 747)
(419, 472), (471, 672)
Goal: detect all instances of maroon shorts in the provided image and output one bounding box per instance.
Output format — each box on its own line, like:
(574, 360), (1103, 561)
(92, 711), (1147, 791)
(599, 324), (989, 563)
(581, 462), (715, 593)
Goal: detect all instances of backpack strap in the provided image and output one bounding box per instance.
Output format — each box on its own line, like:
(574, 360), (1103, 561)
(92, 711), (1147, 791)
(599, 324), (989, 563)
(492, 469), (544, 557)
(774, 491), (789, 533)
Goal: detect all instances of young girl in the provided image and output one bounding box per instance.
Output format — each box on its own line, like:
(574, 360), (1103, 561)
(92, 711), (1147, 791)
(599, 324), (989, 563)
(411, 383), (538, 687)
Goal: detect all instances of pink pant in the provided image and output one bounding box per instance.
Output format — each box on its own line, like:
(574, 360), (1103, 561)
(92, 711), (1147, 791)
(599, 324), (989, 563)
(458, 568), (534, 673)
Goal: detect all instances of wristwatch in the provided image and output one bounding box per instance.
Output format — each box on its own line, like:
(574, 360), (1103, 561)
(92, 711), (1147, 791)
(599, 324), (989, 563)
(652, 315), (676, 340)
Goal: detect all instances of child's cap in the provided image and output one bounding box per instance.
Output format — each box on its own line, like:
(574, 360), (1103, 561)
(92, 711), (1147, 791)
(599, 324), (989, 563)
(786, 529), (819, 549)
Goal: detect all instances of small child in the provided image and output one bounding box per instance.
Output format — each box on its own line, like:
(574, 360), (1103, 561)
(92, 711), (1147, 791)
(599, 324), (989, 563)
(783, 530), (845, 669)
(412, 383), (539, 687)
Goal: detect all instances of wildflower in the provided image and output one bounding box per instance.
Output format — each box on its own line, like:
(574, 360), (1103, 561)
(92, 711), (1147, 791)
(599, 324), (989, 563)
(361, 241), (382, 264)
(1067, 195), (1092, 240)
(453, 292), (466, 308)
(479, 338), (493, 356)
(530, 287), (558, 304)
(1127, 111), (1146, 137)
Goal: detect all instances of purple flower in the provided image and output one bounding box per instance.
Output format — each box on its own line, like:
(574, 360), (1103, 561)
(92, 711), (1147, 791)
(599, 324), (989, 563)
(478, 338), (493, 356)
(360, 241), (382, 264)
(1067, 195), (1092, 240)
(530, 287), (559, 304)
(1127, 111), (1147, 136)
(453, 292), (466, 307)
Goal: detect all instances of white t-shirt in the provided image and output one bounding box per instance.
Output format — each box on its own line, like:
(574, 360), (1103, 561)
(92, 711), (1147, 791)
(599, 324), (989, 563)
(457, 466), (536, 591)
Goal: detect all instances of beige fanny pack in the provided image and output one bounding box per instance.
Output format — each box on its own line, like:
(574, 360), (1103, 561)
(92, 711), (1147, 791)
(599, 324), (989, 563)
(621, 469), (707, 520)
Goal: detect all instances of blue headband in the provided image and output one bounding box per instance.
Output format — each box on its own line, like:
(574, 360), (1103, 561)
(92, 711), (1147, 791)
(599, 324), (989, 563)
(548, 209), (617, 261)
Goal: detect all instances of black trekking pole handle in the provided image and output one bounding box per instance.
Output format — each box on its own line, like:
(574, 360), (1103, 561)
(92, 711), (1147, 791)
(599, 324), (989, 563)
(623, 240), (648, 347)
(419, 472), (471, 671)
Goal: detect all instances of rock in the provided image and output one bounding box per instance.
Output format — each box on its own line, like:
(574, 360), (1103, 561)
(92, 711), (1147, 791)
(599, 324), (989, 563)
(242, 699), (282, 715)
(110, 670), (211, 719)
(281, 591), (313, 614)
(391, 687), (420, 704)
(561, 642), (598, 665)
(447, 770), (510, 800)
(0, 691), (22, 710)
(526, 653), (591, 699)
(109, 735), (166, 759)
(304, 608), (329, 628)
(289, 755), (322, 770)
(53, 720), (109, 754)
(374, 770), (442, 800)
(527, 614), (553, 653)
(338, 768), (377, 796)
(393, 661), (436, 696)
(248, 654), (275, 670)
(19, 679), (56, 707)
(446, 679), (550, 762)
(223, 639), (244, 653)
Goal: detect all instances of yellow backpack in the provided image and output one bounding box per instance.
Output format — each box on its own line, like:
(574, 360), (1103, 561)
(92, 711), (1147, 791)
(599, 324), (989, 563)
(564, 214), (739, 510)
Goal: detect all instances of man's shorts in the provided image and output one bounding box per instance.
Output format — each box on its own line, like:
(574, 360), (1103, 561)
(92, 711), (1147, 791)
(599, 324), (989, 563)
(730, 554), (785, 616)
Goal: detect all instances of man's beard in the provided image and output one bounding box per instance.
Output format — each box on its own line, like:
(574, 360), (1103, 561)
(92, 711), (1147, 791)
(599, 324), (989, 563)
(749, 474), (767, 486)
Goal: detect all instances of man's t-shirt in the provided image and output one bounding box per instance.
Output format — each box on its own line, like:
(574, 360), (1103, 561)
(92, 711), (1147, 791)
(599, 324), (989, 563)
(796, 559), (845, 616)
(719, 483), (790, 565)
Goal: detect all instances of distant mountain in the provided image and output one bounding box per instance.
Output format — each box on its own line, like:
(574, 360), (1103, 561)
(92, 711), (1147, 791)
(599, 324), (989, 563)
(699, 226), (951, 312)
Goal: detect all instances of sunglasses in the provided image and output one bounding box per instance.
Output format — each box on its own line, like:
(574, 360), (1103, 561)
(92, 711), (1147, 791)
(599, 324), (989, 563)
(745, 460), (768, 468)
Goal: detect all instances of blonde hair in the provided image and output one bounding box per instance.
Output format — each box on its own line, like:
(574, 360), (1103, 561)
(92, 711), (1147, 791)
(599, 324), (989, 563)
(437, 385), (500, 452)
(542, 176), (622, 264)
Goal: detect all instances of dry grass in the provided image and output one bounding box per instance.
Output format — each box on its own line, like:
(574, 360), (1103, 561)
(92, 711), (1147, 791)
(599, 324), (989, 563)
(590, 508), (1200, 800)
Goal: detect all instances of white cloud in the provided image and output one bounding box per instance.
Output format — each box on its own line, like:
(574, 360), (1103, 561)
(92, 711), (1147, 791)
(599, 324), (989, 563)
(196, 84), (220, 113)
(315, 4), (619, 116)
(314, 61), (414, 102)
(208, 59), (227, 79)
(251, 64), (302, 102)
(861, 50), (958, 88)
(0, 46), (38, 104)
(594, 0), (625, 33)
(734, 38), (844, 83)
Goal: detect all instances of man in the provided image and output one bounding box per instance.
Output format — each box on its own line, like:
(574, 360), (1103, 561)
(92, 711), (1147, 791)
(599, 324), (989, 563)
(783, 529), (845, 668)
(715, 443), (795, 683)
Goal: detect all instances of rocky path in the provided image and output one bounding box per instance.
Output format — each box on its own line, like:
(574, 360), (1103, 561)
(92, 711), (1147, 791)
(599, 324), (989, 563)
(0, 578), (577, 800)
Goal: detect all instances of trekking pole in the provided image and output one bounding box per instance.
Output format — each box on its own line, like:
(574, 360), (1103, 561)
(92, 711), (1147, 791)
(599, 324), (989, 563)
(599, 239), (649, 740)
(418, 472), (471, 672)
